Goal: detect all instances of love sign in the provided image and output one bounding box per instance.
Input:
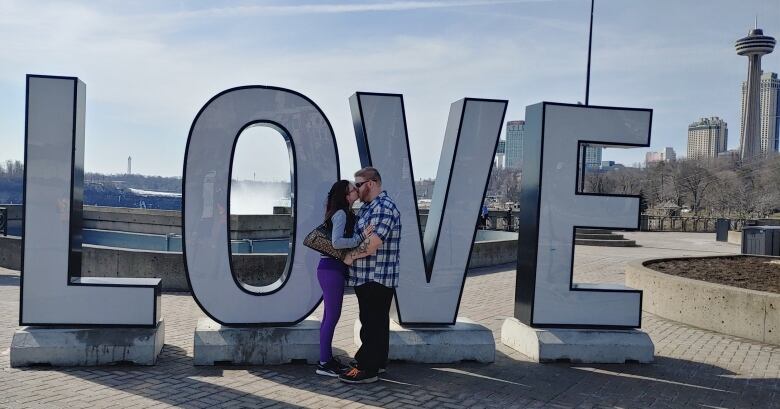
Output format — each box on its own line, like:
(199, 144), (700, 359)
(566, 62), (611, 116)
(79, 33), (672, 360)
(19, 74), (650, 329)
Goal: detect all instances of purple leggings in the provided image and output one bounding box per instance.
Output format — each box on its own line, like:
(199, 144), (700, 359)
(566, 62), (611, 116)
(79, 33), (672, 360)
(317, 257), (346, 362)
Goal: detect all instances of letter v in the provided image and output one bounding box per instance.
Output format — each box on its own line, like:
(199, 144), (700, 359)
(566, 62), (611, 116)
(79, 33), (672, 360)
(349, 93), (507, 325)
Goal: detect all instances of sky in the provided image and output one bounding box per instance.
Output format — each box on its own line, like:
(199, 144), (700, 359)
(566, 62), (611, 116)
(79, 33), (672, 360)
(1, 0), (779, 181)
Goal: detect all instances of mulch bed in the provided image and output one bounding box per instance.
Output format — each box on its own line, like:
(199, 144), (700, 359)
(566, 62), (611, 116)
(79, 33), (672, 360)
(644, 256), (780, 294)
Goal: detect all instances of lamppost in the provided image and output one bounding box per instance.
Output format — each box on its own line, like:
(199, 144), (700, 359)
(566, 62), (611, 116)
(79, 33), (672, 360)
(579, 0), (596, 192)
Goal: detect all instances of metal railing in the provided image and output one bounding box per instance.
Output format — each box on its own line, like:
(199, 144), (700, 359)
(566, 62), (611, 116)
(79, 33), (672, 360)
(482, 213), (517, 232)
(480, 213), (748, 234)
(640, 215), (748, 233)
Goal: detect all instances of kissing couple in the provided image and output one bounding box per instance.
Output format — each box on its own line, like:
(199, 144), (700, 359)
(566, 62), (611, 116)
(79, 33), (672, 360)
(311, 167), (401, 384)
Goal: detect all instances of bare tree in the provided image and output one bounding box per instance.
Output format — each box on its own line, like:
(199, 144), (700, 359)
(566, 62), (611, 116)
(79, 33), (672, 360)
(674, 160), (715, 214)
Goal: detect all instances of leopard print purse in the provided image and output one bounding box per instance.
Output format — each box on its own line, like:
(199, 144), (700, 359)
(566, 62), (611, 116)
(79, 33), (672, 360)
(303, 222), (349, 260)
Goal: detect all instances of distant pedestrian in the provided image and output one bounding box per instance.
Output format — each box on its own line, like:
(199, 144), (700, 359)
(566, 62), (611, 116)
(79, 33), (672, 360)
(480, 204), (489, 229)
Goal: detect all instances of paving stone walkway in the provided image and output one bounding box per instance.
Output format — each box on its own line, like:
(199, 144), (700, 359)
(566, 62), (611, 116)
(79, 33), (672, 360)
(1, 232), (778, 408)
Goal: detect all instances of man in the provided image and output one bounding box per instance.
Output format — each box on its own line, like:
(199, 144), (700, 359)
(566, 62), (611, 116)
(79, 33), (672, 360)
(340, 167), (401, 384)
(480, 203), (489, 228)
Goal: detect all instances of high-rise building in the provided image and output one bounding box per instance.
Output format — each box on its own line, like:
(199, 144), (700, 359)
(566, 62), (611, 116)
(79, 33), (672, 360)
(127, 156), (132, 175)
(583, 146), (602, 168)
(495, 140), (506, 169)
(736, 26), (775, 159)
(645, 147), (677, 166)
(505, 120), (525, 169)
(645, 151), (664, 166)
(687, 117), (728, 160)
(741, 72), (780, 155)
(664, 147), (677, 162)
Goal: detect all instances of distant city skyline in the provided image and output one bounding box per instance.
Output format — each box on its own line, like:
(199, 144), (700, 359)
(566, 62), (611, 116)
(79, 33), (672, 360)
(0, 1), (778, 178)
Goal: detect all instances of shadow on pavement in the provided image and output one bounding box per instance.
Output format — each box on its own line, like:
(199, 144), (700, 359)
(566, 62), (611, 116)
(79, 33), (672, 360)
(10, 322), (779, 408)
(14, 344), (306, 408)
(239, 349), (780, 408)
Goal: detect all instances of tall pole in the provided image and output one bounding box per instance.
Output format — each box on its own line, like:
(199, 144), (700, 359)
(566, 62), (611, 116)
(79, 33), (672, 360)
(580, 0), (595, 192)
(585, 0), (594, 106)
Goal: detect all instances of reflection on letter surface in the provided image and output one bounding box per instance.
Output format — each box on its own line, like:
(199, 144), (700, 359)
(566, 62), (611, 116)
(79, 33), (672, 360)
(183, 86), (339, 326)
(21, 75), (160, 326)
(350, 93), (507, 325)
(515, 102), (651, 328)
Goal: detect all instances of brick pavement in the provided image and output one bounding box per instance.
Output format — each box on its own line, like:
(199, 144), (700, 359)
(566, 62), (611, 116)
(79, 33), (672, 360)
(0, 232), (778, 408)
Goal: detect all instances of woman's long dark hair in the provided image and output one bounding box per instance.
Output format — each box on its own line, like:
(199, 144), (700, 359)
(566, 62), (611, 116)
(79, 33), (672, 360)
(325, 180), (356, 237)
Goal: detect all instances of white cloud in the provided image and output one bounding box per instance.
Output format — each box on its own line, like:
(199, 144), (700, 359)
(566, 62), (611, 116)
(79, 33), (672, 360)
(164, 1), (550, 19)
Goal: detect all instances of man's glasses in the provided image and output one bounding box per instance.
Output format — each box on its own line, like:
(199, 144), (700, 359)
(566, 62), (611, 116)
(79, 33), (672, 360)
(354, 180), (374, 189)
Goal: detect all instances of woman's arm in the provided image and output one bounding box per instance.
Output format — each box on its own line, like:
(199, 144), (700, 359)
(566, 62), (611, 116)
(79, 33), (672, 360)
(330, 210), (364, 249)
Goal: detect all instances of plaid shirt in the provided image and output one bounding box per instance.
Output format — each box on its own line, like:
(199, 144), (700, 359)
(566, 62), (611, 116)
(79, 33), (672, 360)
(348, 191), (401, 288)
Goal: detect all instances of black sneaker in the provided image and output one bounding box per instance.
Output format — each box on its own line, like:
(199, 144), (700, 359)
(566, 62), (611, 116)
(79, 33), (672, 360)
(339, 367), (379, 384)
(316, 358), (349, 377)
(349, 360), (386, 374)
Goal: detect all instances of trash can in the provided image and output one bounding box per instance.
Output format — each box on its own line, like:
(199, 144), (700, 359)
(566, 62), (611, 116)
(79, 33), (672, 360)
(741, 226), (780, 256)
(715, 218), (730, 242)
(640, 215), (649, 231)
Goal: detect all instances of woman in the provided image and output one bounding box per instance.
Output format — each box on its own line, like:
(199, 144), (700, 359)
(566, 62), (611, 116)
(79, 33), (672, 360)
(316, 180), (373, 377)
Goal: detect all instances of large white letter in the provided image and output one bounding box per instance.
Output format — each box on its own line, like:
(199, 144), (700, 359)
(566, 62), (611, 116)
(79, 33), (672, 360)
(20, 75), (161, 326)
(515, 102), (651, 328)
(183, 86), (339, 325)
(350, 93), (507, 325)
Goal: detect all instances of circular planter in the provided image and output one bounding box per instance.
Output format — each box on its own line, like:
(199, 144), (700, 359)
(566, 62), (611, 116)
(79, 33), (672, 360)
(626, 256), (779, 346)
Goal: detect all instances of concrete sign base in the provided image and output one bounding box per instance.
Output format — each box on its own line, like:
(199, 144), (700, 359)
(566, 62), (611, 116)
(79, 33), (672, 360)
(10, 320), (165, 367)
(354, 318), (495, 363)
(500, 318), (654, 363)
(193, 317), (320, 365)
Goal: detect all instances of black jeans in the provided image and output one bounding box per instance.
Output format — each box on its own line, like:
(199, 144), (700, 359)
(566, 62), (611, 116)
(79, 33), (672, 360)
(354, 281), (394, 374)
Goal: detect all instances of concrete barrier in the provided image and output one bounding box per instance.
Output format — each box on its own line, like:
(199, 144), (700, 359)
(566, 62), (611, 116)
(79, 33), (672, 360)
(1, 204), (294, 239)
(0, 234), (21, 270)
(82, 206), (182, 235)
(728, 230), (742, 245)
(0, 235), (285, 291)
(626, 257), (779, 346)
(0, 217), (520, 293)
(83, 246), (286, 291)
(81, 206), (292, 239)
(1, 230), (519, 290)
(470, 238), (517, 268)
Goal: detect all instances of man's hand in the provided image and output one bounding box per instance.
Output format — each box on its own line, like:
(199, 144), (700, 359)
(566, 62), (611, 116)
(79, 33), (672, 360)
(362, 224), (374, 239)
